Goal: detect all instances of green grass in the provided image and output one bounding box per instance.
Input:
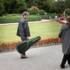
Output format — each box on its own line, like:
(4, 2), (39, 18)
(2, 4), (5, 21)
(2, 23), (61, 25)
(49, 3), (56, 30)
(0, 20), (62, 43)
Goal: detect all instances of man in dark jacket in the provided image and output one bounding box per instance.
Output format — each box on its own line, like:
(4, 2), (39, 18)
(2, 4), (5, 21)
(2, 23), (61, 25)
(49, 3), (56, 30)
(58, 16), (70, 68)
(17, 11), (30, 59)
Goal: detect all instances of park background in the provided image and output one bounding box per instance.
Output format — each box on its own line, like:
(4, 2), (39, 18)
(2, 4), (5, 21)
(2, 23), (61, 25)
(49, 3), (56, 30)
(0, 0), (70, 52)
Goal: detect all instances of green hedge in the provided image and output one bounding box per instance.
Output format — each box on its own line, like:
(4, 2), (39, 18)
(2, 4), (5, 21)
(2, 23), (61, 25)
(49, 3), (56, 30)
(0, 14), (41, 23)
(0, 14), (20, 23)
(28, 15), (41, 21)
(0, 13), (56, 23)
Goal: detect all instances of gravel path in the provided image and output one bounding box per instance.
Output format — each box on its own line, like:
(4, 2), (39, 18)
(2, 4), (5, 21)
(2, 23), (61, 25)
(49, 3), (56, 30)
(0, 45), (70, 70)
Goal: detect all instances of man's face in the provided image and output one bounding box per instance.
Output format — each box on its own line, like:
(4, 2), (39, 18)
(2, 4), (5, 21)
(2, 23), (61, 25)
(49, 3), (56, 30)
(23, 15), (28, 19)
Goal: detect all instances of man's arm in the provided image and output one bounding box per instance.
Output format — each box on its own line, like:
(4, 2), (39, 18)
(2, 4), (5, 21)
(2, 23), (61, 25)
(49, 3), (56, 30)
(57, 19), (66, 24)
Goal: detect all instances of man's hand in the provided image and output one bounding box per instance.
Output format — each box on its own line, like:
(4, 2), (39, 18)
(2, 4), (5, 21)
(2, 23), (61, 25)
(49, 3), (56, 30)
(57, 18), (66, 24)
(58, 38), (63, 42)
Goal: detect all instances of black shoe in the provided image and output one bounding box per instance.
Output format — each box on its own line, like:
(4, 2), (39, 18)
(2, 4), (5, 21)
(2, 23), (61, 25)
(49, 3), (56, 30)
(21, 54), (27, 59)
(60, 64), (65, 69)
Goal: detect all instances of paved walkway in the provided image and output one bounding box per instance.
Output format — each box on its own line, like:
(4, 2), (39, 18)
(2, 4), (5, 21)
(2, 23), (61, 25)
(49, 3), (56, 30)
(0, 45), (70, 70)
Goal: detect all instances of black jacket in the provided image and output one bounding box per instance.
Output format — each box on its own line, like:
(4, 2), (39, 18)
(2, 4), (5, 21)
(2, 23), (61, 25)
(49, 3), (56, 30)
(17, 19), (30, 37)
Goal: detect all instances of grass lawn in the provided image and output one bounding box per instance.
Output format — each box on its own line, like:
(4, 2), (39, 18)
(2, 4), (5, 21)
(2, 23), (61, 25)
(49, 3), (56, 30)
(0, 20), (62, 43)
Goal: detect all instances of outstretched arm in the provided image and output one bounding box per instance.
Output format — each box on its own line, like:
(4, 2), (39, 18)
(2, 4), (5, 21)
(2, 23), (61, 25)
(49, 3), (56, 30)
(57, 18), (66, 24)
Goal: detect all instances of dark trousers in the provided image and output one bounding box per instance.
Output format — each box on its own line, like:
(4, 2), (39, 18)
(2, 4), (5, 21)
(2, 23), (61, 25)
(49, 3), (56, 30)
(21, 37), (28, 55)
(21, 36), (28, 42)
(68, 54), (70, 64)
(61, 54), (70, 66)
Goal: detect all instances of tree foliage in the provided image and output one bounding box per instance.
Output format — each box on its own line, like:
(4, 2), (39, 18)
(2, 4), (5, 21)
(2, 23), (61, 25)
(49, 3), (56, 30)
(52, 0), (65, 14)
(0, 0), (5, 16)
(0, 0), (70, 16)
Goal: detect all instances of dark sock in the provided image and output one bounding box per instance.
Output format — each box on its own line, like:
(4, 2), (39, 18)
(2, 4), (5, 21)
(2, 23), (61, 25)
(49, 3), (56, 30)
(68, 54), (70, 65)
(60, 54), (68, 68)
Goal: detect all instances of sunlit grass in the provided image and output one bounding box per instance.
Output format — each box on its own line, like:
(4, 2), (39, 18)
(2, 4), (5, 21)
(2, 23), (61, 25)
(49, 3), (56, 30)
(0, 20), (62, 43)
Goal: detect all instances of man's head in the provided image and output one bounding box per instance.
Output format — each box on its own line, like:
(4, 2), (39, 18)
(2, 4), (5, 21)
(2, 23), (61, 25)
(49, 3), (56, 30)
(22, 11), (29, 19)
(66, 16), (70, 23)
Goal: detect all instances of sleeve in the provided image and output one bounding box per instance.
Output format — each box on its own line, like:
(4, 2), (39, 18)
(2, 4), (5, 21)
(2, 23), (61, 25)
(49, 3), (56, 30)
(17, 23), (20, 36)
(59, 30), (63, 38)
(19, 22), (25, 36)
(58, 25), (65, 38)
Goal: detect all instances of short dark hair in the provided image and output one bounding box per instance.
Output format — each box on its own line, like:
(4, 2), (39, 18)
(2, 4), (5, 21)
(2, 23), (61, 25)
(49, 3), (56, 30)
(22, 11), (29, 16)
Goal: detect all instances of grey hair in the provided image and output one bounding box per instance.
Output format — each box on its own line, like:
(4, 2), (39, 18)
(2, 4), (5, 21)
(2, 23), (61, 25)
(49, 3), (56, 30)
(22, 11), (29, 16)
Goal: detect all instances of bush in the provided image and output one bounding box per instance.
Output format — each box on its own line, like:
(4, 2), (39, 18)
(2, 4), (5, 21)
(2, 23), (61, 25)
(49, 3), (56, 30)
(39, 9), (46, 15)
(28, 6), (39, 15)
(64, 8), (70, 16)
(41, 15), (49, 19)
(28, 15), (41, 21)
(41, 13), (56, 19)
(0, 14), (41, 23)
(0, 14), (20, 23)
(0, 2), (5, 16)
